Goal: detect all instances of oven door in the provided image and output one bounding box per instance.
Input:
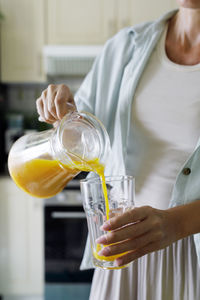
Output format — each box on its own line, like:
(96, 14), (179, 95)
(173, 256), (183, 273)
(45, 204), (94, 284)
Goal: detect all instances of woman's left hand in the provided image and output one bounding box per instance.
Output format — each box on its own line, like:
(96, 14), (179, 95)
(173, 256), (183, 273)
(96, 205), (185, 267)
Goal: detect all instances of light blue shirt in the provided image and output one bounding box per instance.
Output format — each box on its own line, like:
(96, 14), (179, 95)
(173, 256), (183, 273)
(75, 9), (200, 269)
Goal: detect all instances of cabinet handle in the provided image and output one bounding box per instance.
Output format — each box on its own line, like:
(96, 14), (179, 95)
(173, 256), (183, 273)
(51, 212), (86, 219)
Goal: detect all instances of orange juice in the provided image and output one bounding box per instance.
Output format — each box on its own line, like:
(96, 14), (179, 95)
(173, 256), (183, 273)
(8, 158), (80, 198)
(8, 156), (109, 201)
(92, 243), (128, 269)
(9, 155), (126, 268)
(84, 164), (128, 268)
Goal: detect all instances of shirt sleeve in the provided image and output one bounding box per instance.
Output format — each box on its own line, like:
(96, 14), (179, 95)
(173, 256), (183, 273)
(74, 53), (100, 114)
(74, 27), (135, 118)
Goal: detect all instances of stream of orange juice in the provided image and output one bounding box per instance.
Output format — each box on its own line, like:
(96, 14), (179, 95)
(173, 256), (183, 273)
(9, 156), (125, 267)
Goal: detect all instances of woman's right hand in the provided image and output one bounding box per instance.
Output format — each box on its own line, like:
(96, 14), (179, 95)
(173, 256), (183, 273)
(36, 84), (77, 124)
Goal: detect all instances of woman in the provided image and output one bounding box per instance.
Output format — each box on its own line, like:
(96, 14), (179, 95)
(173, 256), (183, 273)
(36, 1), (200, 299)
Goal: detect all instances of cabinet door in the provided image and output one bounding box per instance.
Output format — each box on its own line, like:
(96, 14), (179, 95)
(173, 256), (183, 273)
(122, 0), (178, 28)
(0, 178), (44, 295)
(0, 0), (46, 82)
(47, 0), (116, 44)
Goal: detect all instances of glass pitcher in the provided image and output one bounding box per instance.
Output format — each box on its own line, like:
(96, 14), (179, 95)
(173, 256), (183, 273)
(8, 111), (111, 198)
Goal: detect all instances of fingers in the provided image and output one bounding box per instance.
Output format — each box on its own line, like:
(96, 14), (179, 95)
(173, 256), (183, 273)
(36, 97), (45, 122)
(115, 242), (159, 267)
(98, 231), (153, 257)
(42, 90), (58, 123)
(47, 85), (57, 119)
(96, 218), (149, 245)
(36, 93), (56, 124)
(101, 206), (152, 231)
(97, 230), (163, 267)
(96, 206), (172, 266)
(36, 84), (76, 124)
(55, 87), (74, 119)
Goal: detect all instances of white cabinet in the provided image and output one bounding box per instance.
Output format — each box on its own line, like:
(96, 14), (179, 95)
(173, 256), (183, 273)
(47, 0), (116, 44)
(0, 0), (46, 83)
(126, 0), (177, 26)
(0, 177), (44, 297)
(0, 0), (178, 82)
(47, 0), (178, 45)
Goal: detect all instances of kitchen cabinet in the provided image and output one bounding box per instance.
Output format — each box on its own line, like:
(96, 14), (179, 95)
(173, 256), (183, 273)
(47, 0), (116, 44)
(0, 0), (46, 83)
(0, 0), (178, 82)
(47, 0), (178, 45)
(0, 177), (44, 297)
(125, 0), (177, 26)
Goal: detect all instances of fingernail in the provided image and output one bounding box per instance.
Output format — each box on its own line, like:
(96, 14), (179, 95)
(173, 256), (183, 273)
(96, 235), (107, 244)
(98, 246), (110, 256)
(100, 221), (111, 231)
(114, 258), (123, 267)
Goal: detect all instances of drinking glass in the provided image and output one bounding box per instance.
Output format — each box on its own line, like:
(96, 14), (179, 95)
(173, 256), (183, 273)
(80, 175), (135, 270)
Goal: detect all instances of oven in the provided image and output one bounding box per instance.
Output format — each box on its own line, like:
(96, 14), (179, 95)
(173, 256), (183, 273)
(44, 178), (94, 300)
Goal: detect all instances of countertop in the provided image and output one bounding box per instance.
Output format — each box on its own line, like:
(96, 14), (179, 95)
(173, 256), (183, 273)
(3, 296), (44, 300)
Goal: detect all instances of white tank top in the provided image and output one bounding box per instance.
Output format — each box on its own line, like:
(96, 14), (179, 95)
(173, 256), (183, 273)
(126, 25), (200, 209)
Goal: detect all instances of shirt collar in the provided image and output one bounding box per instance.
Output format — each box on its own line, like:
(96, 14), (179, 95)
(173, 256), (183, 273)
(127, 9), (178, 36)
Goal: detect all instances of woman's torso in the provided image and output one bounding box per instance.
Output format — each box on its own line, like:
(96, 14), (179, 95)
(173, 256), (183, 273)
(126, 24), (200, 209)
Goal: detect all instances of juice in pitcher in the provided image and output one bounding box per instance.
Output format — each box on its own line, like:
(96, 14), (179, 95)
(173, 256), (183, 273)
(8, 156), (80, 198)
(8, 111), (110, 199)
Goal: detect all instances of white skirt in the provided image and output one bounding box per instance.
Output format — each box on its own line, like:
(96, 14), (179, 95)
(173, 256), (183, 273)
(89, 236), (200, 300)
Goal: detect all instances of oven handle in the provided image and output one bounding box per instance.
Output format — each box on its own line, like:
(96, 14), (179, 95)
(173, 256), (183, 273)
(51, 212), (86, 219)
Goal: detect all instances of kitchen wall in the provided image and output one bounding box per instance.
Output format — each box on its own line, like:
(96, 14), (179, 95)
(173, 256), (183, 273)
(5, 76), (85, 127)
(0, 83), (48, 173)
(5, 83), (46, 128)
(0, 76), (85, 172)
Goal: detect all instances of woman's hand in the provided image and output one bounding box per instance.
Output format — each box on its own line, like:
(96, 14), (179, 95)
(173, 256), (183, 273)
(96, 205), (186, 267)
(36, 84), (76, 124)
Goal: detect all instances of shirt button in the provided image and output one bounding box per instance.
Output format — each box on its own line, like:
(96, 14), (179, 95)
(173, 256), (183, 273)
(182, 167), (191, 175)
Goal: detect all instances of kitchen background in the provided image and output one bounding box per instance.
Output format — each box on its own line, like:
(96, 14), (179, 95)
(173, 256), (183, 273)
(0, 1), (177, 300)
